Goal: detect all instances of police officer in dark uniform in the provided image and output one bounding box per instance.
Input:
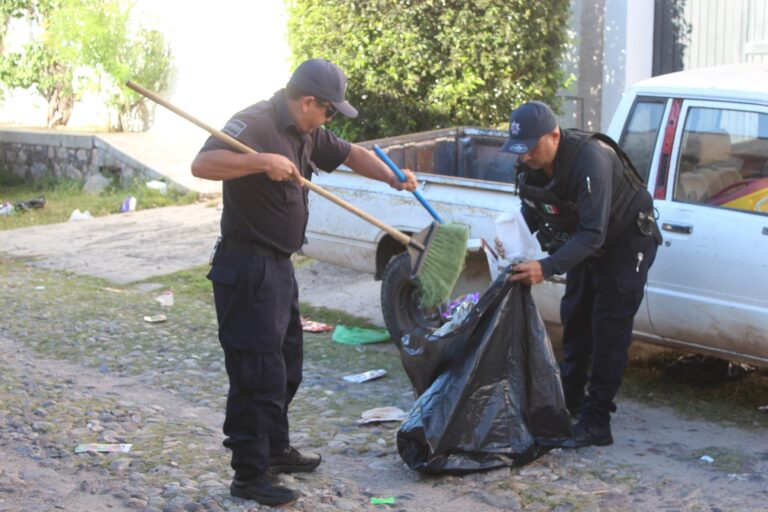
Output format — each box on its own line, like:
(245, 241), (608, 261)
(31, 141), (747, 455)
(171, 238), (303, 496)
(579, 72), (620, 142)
(191, 59), (417, 506)
(500, 101), (662, 448)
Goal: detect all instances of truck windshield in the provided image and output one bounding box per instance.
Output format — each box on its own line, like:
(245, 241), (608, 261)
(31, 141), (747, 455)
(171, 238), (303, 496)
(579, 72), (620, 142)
(619, 98), (667, 182)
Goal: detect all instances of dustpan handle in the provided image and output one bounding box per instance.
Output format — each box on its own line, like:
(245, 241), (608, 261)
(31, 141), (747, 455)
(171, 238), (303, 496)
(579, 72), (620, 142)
(373, 145), (444, 224)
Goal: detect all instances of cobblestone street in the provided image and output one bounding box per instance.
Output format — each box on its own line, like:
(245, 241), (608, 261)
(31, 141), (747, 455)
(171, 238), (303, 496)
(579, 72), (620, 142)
(1, 205), (766, 511)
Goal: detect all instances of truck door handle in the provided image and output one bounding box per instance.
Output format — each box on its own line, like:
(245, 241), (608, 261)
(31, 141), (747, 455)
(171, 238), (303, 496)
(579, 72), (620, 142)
(661, 222), (693, 234)
(763, 227), (768, 236)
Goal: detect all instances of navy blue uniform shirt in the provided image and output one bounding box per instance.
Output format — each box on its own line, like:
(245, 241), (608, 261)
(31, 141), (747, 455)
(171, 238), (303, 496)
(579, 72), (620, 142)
(523, 134), (618, 277)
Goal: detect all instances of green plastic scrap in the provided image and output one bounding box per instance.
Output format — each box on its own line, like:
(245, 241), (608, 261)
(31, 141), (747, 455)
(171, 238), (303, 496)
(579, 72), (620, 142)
(370, 496), (396, 505)
(331, 325), (390, 345)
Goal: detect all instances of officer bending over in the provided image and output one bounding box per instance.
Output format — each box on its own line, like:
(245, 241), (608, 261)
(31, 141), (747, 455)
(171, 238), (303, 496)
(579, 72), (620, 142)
(501, 101), (661, 448)
(191, 59), (417, 506)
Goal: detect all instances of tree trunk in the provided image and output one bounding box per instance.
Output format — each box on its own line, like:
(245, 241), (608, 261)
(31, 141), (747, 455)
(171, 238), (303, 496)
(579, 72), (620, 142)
(46, 86), (74, 128)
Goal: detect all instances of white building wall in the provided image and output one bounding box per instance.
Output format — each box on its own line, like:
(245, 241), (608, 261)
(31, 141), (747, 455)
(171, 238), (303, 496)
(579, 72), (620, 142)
(600, 0), (655, 130)
(684, 0), (768, 68)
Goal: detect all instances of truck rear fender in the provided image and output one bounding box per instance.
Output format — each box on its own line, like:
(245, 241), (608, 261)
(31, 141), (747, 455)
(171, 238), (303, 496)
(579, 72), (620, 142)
(375, 232), (411, 280)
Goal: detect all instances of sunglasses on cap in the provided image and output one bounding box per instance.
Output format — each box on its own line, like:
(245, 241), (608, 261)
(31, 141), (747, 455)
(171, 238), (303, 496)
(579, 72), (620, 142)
(315, 98), (338, 119)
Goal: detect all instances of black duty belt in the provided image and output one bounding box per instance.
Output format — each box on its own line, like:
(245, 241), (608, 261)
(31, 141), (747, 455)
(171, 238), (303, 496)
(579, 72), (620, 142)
(220, 238), (290, 260)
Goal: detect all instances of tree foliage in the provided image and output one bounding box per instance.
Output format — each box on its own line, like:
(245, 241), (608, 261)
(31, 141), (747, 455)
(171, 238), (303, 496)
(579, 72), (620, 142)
(286, 0), (571, 141)
(0, 0), (173, 130)
(104, 27), (174, 132)
(0, 0), (35, 101)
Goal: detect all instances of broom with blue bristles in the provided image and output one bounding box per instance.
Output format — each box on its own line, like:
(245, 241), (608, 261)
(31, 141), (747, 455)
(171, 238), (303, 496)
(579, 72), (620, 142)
(373, 145), (469, 308)
(125, 81), (467, 308)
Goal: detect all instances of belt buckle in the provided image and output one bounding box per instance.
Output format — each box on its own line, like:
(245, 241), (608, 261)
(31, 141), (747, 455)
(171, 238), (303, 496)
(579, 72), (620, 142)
(209, 236), (222, 265)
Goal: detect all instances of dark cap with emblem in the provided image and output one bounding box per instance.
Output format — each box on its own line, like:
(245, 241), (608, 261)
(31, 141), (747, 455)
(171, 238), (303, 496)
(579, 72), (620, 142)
(287, 58), (358, 118)
(500, 101), (557, 154)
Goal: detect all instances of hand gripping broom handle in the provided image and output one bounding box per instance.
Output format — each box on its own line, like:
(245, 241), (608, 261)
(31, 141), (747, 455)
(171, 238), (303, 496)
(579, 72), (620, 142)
(125, 81), (420, 250)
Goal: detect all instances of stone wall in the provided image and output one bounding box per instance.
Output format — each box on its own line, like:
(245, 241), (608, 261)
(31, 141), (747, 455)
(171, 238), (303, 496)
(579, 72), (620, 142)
(0, 129), (164, 188)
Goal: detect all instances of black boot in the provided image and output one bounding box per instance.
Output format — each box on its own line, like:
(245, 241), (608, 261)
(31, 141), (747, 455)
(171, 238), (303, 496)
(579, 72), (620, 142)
(230, 472), (300, 506)
(269, 446), (322, 473)
(565, 397), (584, 418)
(572, 417), (613, 447)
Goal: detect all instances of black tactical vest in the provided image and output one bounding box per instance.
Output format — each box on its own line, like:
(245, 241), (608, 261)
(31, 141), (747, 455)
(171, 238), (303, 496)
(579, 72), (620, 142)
(517, 129), (648, 252)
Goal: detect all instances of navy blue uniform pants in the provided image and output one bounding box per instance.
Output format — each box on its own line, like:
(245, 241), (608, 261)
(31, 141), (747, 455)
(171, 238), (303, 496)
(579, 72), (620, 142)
(559, 228), (657, 425)
(207, 247), (303, 480)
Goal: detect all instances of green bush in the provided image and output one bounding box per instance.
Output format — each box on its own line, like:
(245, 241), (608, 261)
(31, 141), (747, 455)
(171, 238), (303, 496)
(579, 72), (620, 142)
(286, 0), (570, 141)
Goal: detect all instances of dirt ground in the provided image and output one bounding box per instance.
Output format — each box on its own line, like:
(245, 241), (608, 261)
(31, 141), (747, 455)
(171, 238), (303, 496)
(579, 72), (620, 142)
(0, 202), (385, 325)
(1, 203), (766, 511)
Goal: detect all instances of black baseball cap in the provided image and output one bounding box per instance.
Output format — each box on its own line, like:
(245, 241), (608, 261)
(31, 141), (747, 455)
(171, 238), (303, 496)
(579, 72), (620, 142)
(500, 101), (557, 154)
(287, 58), (358, 118)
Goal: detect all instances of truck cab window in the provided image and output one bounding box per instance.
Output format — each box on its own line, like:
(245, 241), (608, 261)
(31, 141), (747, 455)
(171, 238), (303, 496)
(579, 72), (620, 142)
(674, 106), (768, 215)
(618, 99), (666, 182)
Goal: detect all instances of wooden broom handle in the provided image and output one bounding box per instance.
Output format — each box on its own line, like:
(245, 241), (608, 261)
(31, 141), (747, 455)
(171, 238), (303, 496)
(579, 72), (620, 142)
(126, 80), (413, 247)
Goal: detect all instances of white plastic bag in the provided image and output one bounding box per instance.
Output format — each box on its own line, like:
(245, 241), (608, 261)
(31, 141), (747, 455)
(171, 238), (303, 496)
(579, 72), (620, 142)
(146, 180), (168, 194)
(69, 209), (93, 221)
(494, 211), (539, 262)
(0, 202), (14, 216)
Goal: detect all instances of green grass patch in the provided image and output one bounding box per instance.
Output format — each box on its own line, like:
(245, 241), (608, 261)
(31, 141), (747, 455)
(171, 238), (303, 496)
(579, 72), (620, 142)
(548, 326), (768, 430)
(621, 351), (768, 430)
(0, 171), (199, 230)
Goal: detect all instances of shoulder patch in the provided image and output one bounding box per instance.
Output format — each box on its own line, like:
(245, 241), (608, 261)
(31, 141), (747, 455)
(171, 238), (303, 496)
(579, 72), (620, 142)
(221, 119), (247, 138)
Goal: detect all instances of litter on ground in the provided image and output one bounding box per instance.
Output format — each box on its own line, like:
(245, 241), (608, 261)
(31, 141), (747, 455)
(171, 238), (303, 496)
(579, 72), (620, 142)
(370, 497), (396, 505)
(332, 325), (390, 345)
(146, 180), (168, 194)
(75, 443), (132, 453)
(357, 406), (407, 425)
(69, 209), (93, 221)
(154, 290), (174, 307)
(120, 196), (137, 212)
(343, 369), (386, 383)
(300, 316), (333, 332)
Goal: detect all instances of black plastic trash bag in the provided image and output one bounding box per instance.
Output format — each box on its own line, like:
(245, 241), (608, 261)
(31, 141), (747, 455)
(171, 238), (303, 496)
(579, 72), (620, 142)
(14, 196), (46, 212)
(396, 272), (572, 475)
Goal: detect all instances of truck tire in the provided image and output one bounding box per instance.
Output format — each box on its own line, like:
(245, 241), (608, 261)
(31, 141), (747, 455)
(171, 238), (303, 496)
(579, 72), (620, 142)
(380, 252), (443, 344)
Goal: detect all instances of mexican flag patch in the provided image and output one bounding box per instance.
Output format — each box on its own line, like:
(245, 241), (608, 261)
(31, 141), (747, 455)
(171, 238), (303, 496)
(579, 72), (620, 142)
(541, 203), (559, 214)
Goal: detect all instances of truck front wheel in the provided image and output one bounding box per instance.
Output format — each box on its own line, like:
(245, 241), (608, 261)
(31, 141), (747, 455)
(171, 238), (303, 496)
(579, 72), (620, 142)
(380, 252), (443, 344)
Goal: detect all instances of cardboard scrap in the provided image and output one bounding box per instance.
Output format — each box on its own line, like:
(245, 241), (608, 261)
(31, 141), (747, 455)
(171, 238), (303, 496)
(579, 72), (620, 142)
(300, 316), (333, 333)
(357, 406), (407, 425)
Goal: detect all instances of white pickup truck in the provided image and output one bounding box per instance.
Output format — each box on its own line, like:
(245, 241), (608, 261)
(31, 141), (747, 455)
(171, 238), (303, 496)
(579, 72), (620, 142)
(302, 63), (768, 368)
